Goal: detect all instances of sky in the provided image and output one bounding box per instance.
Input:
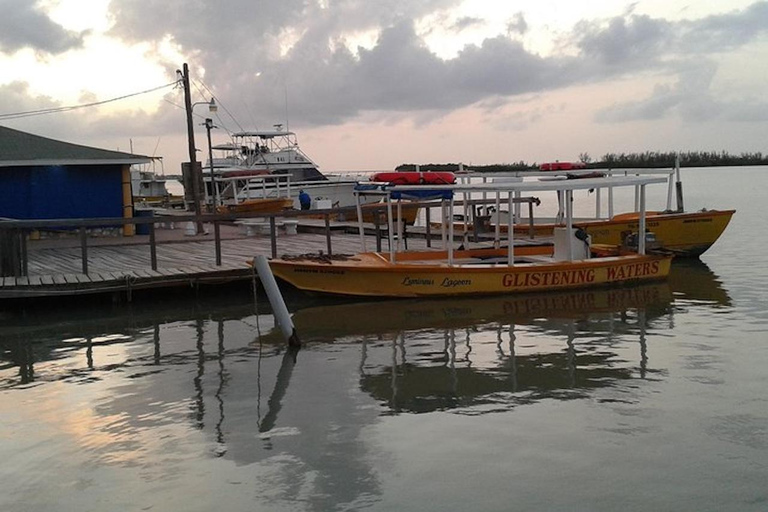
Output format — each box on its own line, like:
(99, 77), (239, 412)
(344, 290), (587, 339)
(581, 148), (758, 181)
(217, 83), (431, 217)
(1, 0), (767, 173)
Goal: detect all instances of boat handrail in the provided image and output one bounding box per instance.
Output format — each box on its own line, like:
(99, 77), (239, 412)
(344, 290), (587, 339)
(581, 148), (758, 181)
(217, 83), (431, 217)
(352, 175), (664, 266)
(386, 174), (668, 193)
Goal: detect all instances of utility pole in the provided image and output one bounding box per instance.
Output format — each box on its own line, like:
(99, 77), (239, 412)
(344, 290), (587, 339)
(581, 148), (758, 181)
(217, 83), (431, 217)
(181, 63), (205, 234)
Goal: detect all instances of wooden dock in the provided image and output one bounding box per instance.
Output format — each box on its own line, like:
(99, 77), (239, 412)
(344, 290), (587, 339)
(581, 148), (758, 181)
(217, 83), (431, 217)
(0, 196), (540, 301)
(0, 222), (434, 300)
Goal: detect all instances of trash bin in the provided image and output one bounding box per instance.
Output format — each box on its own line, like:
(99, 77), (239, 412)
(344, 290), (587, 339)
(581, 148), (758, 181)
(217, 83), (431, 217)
(135, 208), (154, 235)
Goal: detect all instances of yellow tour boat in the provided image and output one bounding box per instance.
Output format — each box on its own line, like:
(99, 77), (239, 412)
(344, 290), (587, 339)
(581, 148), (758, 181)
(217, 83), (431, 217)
(268, 246), (672, 298)
(446, 164), (734, 257)
(263, 175), (675, 298)
(508, 209), (735, 257)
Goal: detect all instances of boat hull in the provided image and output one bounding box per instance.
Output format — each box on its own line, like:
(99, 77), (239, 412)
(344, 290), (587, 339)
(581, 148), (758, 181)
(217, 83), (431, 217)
(534, 210), (735, 257)
(578, 210), (734, 257)
(470, 209), (735, 257)
(339, 202), (420, 225)
(216, 197), (294, 214)
(268, 249), (673, 298)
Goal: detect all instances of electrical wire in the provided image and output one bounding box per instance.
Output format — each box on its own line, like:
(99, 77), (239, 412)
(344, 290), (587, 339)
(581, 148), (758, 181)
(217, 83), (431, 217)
(0, 80), (181, 120)
(194, 79), (246, 134)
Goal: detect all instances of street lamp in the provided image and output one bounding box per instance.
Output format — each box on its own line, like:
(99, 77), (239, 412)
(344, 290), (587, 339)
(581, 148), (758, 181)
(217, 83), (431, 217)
(193, 97), (217, 113)
(192, 98), (218, 209)
(203, 118), (220, 208)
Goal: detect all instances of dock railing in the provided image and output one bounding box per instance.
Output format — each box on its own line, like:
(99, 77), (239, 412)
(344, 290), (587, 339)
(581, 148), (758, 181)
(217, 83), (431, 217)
(0, 196), (540, 278)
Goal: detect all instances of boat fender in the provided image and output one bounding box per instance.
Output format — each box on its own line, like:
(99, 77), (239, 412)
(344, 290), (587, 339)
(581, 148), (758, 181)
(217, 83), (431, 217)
(575, 227), (590, 247)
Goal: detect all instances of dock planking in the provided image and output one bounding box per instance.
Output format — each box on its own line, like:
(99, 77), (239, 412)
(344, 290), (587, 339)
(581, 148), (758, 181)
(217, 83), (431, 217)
(2, 228), (435, 300)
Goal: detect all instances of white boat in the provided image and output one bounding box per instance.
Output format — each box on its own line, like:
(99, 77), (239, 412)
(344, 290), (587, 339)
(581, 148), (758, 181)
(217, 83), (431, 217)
(204, 125), (372, 210)
(130, 168), (177, 206)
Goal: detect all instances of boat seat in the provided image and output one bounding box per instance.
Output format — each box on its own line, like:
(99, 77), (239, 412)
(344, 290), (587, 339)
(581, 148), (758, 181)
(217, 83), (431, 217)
(236, 218), (283, 236)
(282, 219), (299, 235)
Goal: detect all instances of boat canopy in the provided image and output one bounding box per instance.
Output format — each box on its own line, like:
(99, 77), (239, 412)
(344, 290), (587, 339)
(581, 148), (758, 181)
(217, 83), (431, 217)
(211, 142), (246, 151)
(355, 183), (454, 200)
(232, 131), (296, 139)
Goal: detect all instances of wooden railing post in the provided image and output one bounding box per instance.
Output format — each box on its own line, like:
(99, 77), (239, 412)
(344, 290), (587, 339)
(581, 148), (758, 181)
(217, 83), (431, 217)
(270, 217), (278, 258)
(20, 229), (28, 277)
(324, 214), (332, 256)
(214, 221), (222, 266)
(149, 222), (158, 271)
(79, 227), (89, 275)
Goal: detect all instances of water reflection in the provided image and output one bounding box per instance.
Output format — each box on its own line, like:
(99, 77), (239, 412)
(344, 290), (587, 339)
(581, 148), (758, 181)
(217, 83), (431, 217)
(668, 259), (732, 306)
(0, 261), (734, 510)
(359, 318), (649, 414)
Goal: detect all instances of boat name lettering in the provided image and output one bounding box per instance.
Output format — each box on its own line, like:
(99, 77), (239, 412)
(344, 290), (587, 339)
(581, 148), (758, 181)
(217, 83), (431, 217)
(607, 261), (660, 281)
(401, 277), (435, 286)
(683, 218), (712, 224)
(502, 269), (596, 288)
(440, 278), (472, 288)
(628, 221), (659, 228)
(294, 267), (345, 275)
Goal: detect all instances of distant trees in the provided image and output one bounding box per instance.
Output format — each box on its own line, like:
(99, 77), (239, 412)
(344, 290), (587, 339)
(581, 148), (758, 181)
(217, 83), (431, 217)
(396, 151), (768, 172)
(395, 161), (534, 172)
(597, 150), (768, 168)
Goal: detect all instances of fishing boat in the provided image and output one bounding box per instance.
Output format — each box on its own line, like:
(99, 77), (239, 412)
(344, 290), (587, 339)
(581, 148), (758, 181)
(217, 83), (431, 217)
(215, 196), (294, 215)
(204, 125), (376, 211)
(265, 175), (674, 298)
(130, 168), (184, 207)
(447, 161), (734, 257)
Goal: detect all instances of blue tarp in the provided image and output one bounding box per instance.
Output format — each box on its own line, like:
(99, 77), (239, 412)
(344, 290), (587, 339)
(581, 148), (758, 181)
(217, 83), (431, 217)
(355, 183), (453, 201)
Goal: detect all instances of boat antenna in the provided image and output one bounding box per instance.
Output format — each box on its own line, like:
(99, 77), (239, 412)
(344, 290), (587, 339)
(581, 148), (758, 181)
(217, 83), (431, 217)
(284, 84), (289, 132)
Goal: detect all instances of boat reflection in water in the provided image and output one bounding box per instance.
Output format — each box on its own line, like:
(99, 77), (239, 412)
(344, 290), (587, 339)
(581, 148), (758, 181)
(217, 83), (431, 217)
(271, 259), (730, 414)
(667, 259), (732, 307)
(0, 261), (732, 510)
(283, 282), (673, 414)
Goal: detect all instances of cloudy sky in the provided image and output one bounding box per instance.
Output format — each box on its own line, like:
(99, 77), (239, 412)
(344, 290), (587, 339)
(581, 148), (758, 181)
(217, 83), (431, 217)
(1, 0), (767, 172)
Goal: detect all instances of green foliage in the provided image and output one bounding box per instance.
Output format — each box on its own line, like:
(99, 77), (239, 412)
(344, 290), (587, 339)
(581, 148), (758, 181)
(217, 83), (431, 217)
(397, 151), (768, 171)
(395, 161), (535, 172)
(598, 151), (768, 168)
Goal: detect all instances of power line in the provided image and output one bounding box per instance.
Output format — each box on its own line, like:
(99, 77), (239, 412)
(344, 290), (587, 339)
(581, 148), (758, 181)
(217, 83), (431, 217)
(194, 79), (245, 134)
(0, 80), (181, 121)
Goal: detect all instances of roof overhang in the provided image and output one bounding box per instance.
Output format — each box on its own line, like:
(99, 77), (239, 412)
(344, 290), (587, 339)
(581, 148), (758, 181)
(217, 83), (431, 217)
(0, 157), (153, 168)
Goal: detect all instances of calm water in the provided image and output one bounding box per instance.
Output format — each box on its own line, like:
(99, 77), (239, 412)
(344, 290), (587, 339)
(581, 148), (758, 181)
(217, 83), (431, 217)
(1, 167), (767, 511)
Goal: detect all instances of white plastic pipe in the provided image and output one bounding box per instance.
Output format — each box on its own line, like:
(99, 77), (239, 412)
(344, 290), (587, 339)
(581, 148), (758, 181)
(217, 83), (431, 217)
(253, 255), (300, 347)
